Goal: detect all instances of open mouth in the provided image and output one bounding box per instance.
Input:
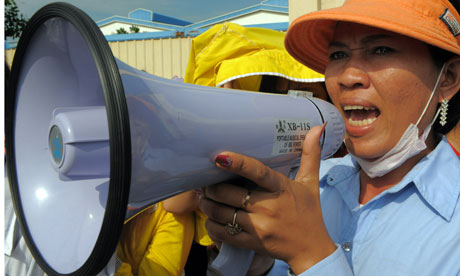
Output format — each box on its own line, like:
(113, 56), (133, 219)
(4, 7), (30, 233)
(343, 105), (380, 127)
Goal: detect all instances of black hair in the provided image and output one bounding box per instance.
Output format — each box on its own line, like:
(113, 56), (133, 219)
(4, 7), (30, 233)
(431, 0), (460, 134)
(429, 46), (459, 134)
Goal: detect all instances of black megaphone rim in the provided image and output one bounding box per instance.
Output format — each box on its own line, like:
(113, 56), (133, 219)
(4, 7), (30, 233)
(5, 2), (131, 275)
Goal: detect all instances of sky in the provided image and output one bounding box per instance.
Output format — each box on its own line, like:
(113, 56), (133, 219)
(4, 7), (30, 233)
(15, 0), (264, 24)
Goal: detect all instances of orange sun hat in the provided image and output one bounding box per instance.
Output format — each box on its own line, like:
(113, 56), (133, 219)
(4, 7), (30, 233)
(285, 0), (460, 74)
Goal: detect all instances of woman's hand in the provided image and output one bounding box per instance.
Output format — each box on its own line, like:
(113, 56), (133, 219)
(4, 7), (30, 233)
(199, 125), (336, 274)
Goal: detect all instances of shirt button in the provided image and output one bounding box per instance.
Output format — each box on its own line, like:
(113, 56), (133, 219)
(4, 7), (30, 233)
(342, 242), (352, 252)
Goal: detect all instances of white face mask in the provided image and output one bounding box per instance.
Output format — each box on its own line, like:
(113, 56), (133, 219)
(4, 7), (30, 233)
(352, 63), (445, 178)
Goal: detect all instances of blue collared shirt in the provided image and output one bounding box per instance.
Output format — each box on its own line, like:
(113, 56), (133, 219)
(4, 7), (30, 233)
(269, 137), (460, 275)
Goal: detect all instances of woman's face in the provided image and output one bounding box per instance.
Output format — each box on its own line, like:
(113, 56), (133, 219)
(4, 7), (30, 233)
(325, 22), (442, 160)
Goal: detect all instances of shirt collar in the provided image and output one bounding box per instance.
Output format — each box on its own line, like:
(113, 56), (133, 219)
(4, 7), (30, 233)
(408, 137), (460, 221)
(321, 155), (361, 211)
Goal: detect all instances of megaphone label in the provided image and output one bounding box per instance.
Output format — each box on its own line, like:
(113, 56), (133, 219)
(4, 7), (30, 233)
(273, 119), (311, 155)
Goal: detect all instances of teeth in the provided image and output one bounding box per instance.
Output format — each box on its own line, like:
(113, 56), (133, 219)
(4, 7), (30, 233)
(348, 117), (377, 126)
(343, 105), (376, 111)
(343, 105), (378, 127)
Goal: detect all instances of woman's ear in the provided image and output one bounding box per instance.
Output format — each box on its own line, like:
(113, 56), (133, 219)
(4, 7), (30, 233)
(439, 56), (460, 101)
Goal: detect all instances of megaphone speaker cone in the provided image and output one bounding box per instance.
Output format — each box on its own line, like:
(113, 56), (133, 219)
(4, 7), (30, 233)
(6, 2), (130, 275)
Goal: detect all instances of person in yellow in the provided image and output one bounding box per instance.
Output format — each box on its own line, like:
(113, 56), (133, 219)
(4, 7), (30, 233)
(115, 203), (194, 276)
(115, 22), (329, 276)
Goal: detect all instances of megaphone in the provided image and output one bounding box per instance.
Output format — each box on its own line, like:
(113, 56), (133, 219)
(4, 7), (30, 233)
(5, 2), (345, 276)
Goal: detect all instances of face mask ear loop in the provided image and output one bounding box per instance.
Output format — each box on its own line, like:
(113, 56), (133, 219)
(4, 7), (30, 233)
(416, 63), (446, 126)
(431, 104), (443, 126)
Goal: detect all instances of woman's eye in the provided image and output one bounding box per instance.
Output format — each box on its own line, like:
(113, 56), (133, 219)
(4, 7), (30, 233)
(329, 51), (348, 61)
(372, 46), (393, 55)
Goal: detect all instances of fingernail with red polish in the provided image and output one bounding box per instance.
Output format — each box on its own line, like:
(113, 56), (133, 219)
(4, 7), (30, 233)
(215, 154), (232, 168)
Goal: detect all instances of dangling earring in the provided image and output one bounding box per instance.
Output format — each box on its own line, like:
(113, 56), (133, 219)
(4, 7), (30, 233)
(439, 99), (449, 126)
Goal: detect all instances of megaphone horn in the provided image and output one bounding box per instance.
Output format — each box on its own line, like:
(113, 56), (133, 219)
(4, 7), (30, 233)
(5, 2), (345, 276)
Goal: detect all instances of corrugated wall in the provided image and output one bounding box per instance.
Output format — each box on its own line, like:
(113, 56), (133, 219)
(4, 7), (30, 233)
(108, 37), (193, 79)
(5, 36), (193, 79)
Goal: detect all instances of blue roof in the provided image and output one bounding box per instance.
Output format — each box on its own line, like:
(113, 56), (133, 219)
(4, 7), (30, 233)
(243, 22), (289, 31)
(262, 0), (289, 6)
(104, 30), (178, 42)
(103, 22), (288, 42)
(184, 4), (287, 33)
(152, 13), (192, 26)
(97, 0), (288, 33)
(128, 8), (192, 26)
(5, 40), (17, 50)
(129, 9), (153, 21)
(97, 16), (183, 31)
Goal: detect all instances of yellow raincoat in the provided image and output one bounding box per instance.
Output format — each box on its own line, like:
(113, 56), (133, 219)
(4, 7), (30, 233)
(185, 22), (324, 91)
(115, 204), (213, 276)
(115, 203), (195, 276)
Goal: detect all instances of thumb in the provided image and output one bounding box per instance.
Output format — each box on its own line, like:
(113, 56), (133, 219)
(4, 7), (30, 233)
(294, 122), (327, 183)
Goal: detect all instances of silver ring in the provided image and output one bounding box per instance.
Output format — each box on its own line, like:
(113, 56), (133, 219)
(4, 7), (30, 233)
(225, 209), (242, 235)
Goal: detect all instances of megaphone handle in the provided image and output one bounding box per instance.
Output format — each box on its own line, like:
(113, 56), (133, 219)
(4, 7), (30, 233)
(207, 243), (255, 276)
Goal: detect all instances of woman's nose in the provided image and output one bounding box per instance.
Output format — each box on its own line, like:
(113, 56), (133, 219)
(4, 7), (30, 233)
(337, 63), (370, 90)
